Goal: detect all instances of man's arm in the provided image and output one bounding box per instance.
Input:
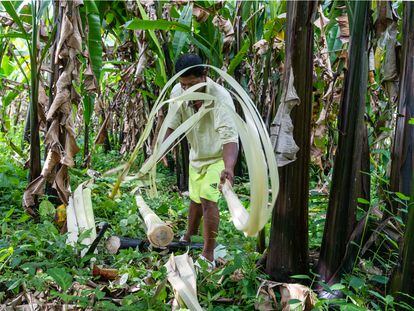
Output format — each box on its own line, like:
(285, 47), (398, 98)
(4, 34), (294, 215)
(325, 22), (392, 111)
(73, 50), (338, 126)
(220, 142), (238, 186)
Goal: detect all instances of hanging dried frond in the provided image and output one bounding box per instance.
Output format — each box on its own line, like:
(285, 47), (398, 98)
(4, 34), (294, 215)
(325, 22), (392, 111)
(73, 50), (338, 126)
(253, 39), (269, 56)
(336, 14), (350, 43)
(24, 0), (82, 211)
(270, 68), (300, 166)
(212, 15), (234, 52)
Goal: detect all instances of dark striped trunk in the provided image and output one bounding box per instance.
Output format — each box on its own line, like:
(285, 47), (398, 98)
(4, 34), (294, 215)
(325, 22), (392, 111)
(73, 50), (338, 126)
(317, 1), (371, 284)
(390, 1), (414, 299)
(266, 0), (316, 281)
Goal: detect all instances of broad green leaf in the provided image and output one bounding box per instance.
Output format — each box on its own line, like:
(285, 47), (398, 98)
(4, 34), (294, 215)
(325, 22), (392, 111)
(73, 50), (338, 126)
(409, 118), (414, 125)
(85, 0), (103, 81)
(172, 3), (193, 60)
(349, 276), (365, 289)
(188, 34), (216, 61)
(125, 19), (190, 32)
(228, 38), (250, 75)
(47, 267), (73, 291)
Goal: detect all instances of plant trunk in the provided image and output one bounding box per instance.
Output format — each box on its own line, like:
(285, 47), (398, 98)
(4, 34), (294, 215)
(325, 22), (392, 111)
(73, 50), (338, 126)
(317, 1), (371, 284)
(266, 0), (316, 281)
(28, 1), (41, 184)
(388, 1), (414, 216)
(44, 0), (62, 204)
(390, 1), (414, 298)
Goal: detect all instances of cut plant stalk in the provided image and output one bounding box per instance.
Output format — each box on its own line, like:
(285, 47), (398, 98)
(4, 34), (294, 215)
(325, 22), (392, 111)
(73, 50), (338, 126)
(135, 194), (174, 247)
(67, 184), (97, 257)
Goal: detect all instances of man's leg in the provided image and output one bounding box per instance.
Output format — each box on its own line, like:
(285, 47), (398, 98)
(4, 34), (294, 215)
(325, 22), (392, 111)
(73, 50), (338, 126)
(200, 198), (219, 262)
(183, 200), (203, 242)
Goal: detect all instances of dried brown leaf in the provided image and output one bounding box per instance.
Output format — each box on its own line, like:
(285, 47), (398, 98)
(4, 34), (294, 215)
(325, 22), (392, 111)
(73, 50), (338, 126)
(55, 14), (74, 63)
(193, 6), (209, 23)
(253, 39), (269, 56)
(336, 14), (349, 43)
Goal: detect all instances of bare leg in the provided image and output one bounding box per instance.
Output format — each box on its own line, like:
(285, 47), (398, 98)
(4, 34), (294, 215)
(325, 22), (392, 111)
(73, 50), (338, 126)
(183, 200), (203, 242)
(200, 198), (219, 262)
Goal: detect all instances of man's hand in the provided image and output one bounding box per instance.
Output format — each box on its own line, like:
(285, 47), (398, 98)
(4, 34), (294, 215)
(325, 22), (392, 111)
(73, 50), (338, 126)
(220, 142), (238, 191)
(220, 168), (234, 190)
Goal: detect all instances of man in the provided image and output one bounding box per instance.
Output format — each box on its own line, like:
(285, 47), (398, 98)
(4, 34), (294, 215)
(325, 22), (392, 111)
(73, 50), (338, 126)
(164, 54), (238, 266)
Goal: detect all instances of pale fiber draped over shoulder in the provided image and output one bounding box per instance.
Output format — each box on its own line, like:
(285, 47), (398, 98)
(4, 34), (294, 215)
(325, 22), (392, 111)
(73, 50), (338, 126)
(165, 78), (239, 171)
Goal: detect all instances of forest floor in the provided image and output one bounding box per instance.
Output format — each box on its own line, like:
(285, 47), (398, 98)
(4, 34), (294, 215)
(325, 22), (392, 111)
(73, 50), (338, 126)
(0, 137), (407, 310)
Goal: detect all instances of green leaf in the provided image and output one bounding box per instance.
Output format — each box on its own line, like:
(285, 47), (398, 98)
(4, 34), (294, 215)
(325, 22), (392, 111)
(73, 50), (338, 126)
(349, 276), (365, 289)
(396, 192), (410, 201)
(136, 2), (166, 83)
(125, 19), (190, 32)
(83, 94), (94, 126)
(330, 283), (345, 291)
(228, 39), (250, 75)
(290, 274), (312, 280)
(47, 267), (73, 291)
(172, 3), (193, 60)
(0, 32), (29, 39)
(188, 35), (213, 60)
(385, 295), (394, 304)
(39, 199), (55, 220)
(85, 0), (103, 81)
(370, 275), (389, 285)
(2, 1), (27, 37)
(357, 197), (370, 205)
(38, 0), (51, 22)
(368, 289), (385, 301)
(409, 118), (414, 125)
(0, 247), (13, 262)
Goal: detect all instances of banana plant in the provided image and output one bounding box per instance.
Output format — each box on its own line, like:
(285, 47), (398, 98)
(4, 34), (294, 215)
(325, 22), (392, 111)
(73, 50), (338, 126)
(1, 0), (50, 184)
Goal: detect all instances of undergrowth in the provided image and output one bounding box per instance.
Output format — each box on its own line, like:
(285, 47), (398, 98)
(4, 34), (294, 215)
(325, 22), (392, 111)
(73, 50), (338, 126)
(0, 136), (413, 309)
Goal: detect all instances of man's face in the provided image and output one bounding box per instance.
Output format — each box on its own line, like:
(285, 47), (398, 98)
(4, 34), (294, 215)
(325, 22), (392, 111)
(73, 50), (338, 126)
(179, 75), (206, 91)
(179, 74), (207, 110)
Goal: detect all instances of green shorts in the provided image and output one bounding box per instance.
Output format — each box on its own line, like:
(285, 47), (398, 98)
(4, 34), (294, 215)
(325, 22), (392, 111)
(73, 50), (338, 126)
(189, 160), (224, 204)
